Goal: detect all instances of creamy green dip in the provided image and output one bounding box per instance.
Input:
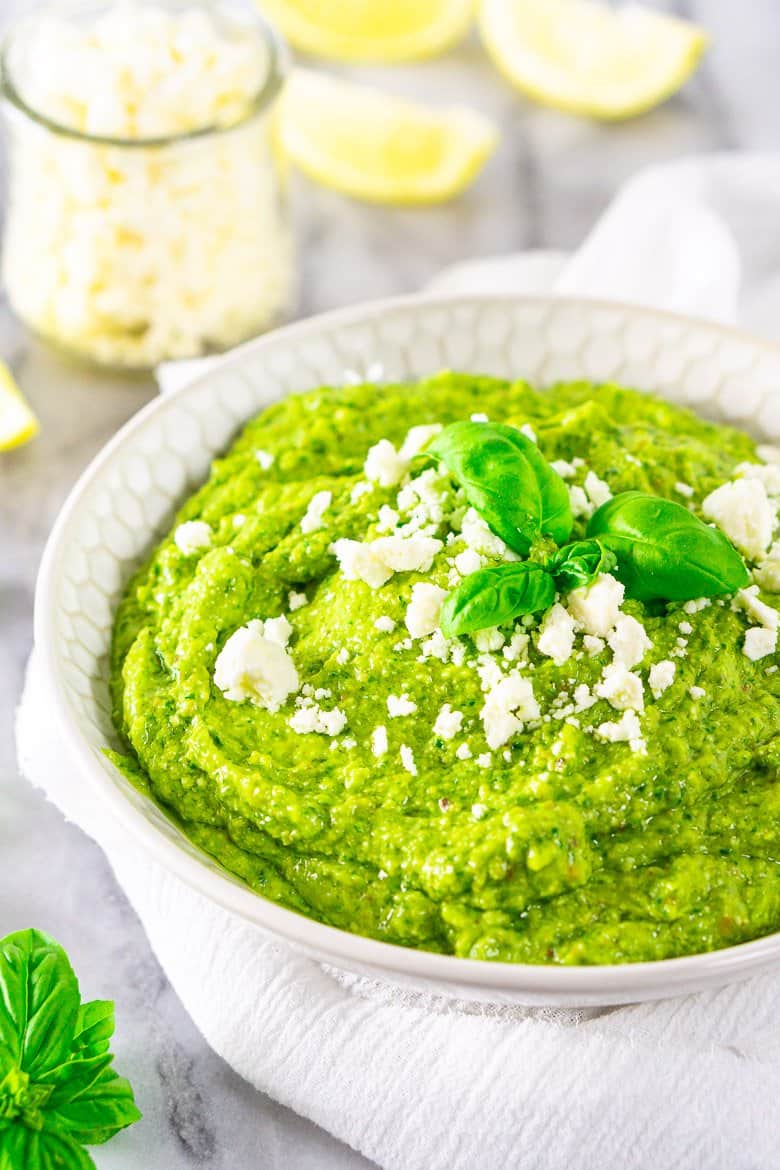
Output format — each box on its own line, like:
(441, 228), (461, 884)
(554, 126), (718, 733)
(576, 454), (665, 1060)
(110, 375), (780, 964)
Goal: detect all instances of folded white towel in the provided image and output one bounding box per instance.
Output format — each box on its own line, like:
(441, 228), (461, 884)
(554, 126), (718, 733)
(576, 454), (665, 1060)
(18, 154), (780, 1170)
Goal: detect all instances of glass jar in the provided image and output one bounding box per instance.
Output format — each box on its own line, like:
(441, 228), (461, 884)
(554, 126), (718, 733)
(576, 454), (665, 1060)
(0, 0), (296, 370)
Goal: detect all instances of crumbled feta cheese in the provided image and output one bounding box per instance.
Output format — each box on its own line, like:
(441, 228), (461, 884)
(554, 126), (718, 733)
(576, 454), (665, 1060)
(332, 534), (442, 589)
(480, 673), (540, 750)
(607, 614), (652, 668)
(470, 412), (489, 423)
(454, 548), (483, 577)
(433, 704), (464, 741)
(503, 631), (530, 663)
(595, 662), (645, 712)
(420, 630), (451, 662)
(678, 620), (693, 635)
(374, 615), (396, 633)
(471, 802), (486, 818)
(174, 520), (212, 555)
(595, 709), (645, 753)
(735, 461), (780, 497)
(400, 744), (417, 775)
(583, 634), (605, 657)
(520, 424), (537, 443)
(649, 660), (676, 698)
(3, 5), (291, 367)
(703, 478), (774, 560)
(573, 683), (597, 712)
(399, 423), (442, 460)
(689, 686), (706, 700)
(537, 603), (577, 666)
(288, 591), (308, 611)
(476, 753), (493, 768)
(474, 627), (506, 653)
(371, 726), (388, 757)
(566, 574), (625, 637)
(214, 620), (298, 711)
(568, 485), (591, 520)
(550, 459), (576, 479)
(754, 555), (780, 593)
(736, 585), (779, 630)
(744, 627), (777, 661)
(289, 699), (347, 737)
(387, 693), (417, 718)
(584, 470), (612, 509)
(364, 439), (408, 487)
(377, 505), (400, 532)
(335, 647), (349, 665)
(460, 508), (512, 558)
(476, 655), (504, 692)
(233, 514), (246, 528)
(683, 597), (711, 614)
(255, 450), (275, 471)
(300, 489), (332, 534)
(674, 481), (694, 498)
(456, 743), (472, 760)
(405, 583), (447, 639)
(350, 481), (372, 504)
(263, 616), (293, 648)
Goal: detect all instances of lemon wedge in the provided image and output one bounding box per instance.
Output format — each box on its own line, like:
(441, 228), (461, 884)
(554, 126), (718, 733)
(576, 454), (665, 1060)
(0, 363), (38, 451)
(257, 0), (475, 62)
(279, 70), (498, 205)
(479, 0), (708, 120)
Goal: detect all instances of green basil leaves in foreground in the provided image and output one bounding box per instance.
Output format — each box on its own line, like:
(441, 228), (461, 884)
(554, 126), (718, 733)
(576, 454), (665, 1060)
(587, 491), (750, 601)
(548, 539), (617, 593)
(428, 421), (573, 555)
(0, 929), (141, 1170)
(440, 562), (556, 636)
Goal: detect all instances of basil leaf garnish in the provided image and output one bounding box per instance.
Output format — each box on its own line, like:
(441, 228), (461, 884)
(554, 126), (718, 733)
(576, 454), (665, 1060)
(0, 930), (140, 1166)
(587, 490), (750, 601)
(549, 539), (617, 592)
(440, 562), (555, 636)
(428, 422), (573, 555)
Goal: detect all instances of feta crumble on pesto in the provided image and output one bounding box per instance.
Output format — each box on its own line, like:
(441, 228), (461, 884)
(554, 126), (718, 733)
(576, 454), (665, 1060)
(110, 375), (780, 966)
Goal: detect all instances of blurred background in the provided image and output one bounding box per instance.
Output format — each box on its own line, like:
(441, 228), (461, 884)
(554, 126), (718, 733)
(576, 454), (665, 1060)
(1, 1), (779, 1166)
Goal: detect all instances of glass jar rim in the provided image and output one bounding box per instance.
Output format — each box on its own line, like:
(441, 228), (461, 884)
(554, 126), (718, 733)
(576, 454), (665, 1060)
(0, 0), (288, 148)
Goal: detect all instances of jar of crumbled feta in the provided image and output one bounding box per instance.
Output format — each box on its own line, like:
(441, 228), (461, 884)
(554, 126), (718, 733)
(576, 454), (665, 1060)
(0, 1), (295, 369)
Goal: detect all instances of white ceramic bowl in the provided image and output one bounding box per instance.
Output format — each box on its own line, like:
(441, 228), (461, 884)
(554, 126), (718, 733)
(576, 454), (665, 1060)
(36, 294), (780, 1006)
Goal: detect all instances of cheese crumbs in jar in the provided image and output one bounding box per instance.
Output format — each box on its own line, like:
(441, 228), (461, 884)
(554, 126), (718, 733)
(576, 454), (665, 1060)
(0, 0), (295, 369)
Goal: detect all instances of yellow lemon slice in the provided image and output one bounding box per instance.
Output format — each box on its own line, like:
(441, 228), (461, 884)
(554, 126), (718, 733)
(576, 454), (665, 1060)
(479, 0), (708, 120)
(0, 364), (39, 451)
(279, 70), (499, 205)
(257, 0), (475, 62)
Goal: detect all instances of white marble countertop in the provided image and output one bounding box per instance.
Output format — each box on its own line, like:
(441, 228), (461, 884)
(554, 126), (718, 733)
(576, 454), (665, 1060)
(2, 2), (780, 1166)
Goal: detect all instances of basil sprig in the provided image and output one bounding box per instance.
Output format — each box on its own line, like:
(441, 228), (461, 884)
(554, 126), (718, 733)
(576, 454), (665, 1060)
(429, 419), (749, 636)
(548, 538), (617, 592)
(428, 422), (573, 555)
(0, 929), (141, 1170)
(587, 491), (750, 601)
(440, 562), (555, 636)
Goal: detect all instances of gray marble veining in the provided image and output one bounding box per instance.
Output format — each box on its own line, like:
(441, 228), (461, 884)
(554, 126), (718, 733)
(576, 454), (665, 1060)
(2, 2), (780, 1166)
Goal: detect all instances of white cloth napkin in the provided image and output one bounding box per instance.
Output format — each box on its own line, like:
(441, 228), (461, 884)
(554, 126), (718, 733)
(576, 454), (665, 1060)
(18, 154), (780, 1170)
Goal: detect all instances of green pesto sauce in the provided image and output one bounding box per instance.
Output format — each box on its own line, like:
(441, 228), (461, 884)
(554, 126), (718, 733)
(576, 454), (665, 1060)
(109, 375), (780, 965)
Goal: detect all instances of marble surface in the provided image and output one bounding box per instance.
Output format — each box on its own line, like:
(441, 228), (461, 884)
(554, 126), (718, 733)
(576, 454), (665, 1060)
(2, 2), (780, 1166)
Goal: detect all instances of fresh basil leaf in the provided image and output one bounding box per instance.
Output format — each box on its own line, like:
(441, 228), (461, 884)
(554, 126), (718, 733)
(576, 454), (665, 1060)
(549, 539), (617, 592)
(41, 1052), (114, 1104)
(440, 563), (556, 636)
(0, 931), (79, 1077)
(70, 1003), (114, 1062)
(587, 490), (750, 601)
(428, 422), (573, 554)
(46, 1067), (141, 1147)
(1, 1126), (97, 1170)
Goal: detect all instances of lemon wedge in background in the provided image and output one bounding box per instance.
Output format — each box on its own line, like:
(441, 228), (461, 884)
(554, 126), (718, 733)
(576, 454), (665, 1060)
(257, 0), (475, 62)
(279, 71), (499, 204)
(479, 0), (707, 120)
(0, 364), (38, 451)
